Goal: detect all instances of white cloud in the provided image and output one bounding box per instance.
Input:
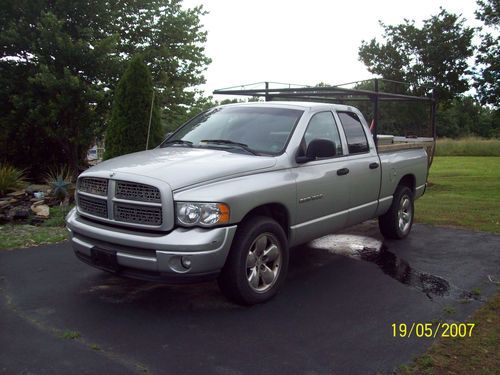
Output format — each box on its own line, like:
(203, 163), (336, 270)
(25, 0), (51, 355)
(183, 0), (479, 97)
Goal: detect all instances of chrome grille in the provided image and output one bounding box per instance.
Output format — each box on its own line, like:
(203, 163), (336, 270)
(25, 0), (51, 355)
(78, 194), (107, 218)
(79, 177), (108, 196)
(114, 203), (162, 226)
(116, 181), (161, 203)
(77, 177), (165, 228)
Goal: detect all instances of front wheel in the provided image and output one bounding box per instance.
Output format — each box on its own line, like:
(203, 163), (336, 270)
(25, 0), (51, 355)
(378, 185), (414, 239)
(217, 216), (289, 305)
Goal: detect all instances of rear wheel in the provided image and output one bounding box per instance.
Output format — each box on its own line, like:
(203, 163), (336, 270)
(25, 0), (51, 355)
(218, 216), (289, 305)
(379, 185), (414, 239)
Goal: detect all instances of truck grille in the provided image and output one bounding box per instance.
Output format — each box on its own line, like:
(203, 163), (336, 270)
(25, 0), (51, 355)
(79, 177), (108, 196)
(116, 181), (161, 202)
(76, 177), (165, 228)
(114, 203), (162, 226)
(78, 194), (108, 218)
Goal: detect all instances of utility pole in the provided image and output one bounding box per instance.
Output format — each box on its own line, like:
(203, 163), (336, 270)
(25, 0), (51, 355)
(146, 90), (155, 150)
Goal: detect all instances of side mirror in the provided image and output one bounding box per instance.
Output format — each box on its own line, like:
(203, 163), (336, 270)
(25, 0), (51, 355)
(296, 139), (336, 163)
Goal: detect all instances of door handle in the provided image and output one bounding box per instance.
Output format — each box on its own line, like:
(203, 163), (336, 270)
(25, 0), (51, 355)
(369, 162), (379, 169)
(337, 168), (349, 176)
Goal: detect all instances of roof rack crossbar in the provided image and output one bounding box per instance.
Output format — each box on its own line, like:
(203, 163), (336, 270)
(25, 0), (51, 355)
(213, 84), (434, 103)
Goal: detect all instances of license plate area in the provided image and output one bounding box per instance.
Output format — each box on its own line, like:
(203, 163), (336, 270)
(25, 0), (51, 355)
(91, 247), (119, 271)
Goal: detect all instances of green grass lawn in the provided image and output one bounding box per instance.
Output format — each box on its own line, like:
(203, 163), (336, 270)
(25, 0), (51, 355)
(0, 205), (70, 250)
(407, 156), (500, 374)
(398, 294), (500, 375)
(415, 156), (500, 233)
(436, 137), (500, 157)
(0, 225), (68, 250)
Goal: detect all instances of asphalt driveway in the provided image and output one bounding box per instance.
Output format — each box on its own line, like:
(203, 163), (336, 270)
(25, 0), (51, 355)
(1, 222), (499, 375)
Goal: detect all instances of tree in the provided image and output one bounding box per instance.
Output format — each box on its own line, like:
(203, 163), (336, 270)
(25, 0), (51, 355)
(0, 0), (210, 177)
(474, 0), (499, 107)
(163, 96), (263, 134)
(358, 9), (475, 102)
(437, 96), (499, 138)
(0, 2), (119, 176)
(104, 56), (162, 160)
(162, 94), (217, 133)
(110, 1), (211, 125)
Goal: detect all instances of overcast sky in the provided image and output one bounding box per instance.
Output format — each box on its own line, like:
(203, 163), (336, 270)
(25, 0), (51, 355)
(182, 0), (480, 99)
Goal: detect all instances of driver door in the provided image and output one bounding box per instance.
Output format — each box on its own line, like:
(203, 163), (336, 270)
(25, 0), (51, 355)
(292, 111), (351, 245)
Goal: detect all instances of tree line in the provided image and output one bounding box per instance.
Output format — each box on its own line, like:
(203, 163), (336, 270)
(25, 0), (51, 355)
(357, 1), (498, 138)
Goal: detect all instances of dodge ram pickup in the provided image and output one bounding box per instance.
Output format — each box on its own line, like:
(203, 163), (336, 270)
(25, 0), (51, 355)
(66, 101), (429, 305)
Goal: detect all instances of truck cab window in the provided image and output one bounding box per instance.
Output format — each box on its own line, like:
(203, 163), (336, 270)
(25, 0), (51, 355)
(337, 111), (369, 154)
(302, 111), (343, 156)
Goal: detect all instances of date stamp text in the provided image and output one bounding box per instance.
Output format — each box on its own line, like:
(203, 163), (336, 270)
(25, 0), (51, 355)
(392, 323), (475, 338)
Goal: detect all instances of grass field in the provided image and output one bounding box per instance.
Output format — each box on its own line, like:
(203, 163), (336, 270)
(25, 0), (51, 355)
(415, 156), (500, 233)
(436, 137), (500, 156)
(0, 225), (67, 250)
(0, 205), (70, 250)
(408, 155), (499, 374)
(398, 294), (500, 375)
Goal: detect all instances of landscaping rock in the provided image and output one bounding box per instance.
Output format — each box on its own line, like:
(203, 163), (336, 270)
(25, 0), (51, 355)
(26, 184), (51, 194)
(29, 216), (46, 226)
(31, 204), (50, 219)
(0, 213), (11, 224)
(33, 191), (45, 199)
(7, 190), (25, 198)
(10, 207), (31, 220)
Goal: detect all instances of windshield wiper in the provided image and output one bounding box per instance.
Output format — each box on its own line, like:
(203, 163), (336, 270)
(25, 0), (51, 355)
(200, 139), (259, 155)
(162, 139), (193, 148)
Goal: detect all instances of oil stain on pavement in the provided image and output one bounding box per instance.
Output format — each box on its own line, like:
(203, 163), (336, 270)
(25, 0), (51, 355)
(82, 274), (239, 310)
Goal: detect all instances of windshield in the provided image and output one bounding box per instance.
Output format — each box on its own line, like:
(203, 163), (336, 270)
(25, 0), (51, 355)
(161, 106), (304, 155)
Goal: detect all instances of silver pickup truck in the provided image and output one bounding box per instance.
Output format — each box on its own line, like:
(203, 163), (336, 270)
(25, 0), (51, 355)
(66, 102), (429, 304)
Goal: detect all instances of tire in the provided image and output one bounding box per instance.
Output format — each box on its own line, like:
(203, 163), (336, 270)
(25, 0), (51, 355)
(378, 185), (414, 239)
(217, 215), (289, 305)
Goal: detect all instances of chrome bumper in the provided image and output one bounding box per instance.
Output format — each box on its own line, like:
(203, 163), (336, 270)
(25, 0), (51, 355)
(66, 208), (237, 281)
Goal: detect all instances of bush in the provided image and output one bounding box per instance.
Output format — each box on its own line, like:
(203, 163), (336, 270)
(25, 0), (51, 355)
(44, 167), (74, 203)
(0, 164), (27, 196)
(42, 204), (74, 227)
(104, 55), (163, 160)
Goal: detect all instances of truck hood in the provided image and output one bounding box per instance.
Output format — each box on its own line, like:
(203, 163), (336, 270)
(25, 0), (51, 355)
(83, 147), (277, 190)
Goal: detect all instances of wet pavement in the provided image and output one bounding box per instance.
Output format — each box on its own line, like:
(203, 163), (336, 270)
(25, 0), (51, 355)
(310, 234), (479, 301)
(1, 222), (499, 375)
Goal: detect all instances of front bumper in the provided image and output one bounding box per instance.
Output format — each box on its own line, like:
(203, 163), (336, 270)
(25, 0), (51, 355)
(66, 208), (237, 283)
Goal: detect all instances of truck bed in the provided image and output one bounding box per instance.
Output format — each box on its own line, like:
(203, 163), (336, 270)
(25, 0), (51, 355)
(377, 135), (435, 165)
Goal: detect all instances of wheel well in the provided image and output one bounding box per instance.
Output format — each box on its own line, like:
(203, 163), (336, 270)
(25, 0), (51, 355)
(398, 174), (416, 193)
(242, 204), (290, 238)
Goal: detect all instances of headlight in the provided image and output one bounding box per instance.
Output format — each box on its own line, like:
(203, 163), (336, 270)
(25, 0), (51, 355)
(176, 202), (230, 227)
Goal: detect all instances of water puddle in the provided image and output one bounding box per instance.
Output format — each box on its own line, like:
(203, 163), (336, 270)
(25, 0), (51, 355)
(310, 235), (478, 301)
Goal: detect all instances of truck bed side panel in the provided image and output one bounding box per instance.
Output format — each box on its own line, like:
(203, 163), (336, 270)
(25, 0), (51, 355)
(377, 148), (428, 216)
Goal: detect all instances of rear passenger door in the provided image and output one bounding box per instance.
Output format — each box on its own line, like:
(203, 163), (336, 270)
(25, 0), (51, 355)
(336, 111), (381, 226)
